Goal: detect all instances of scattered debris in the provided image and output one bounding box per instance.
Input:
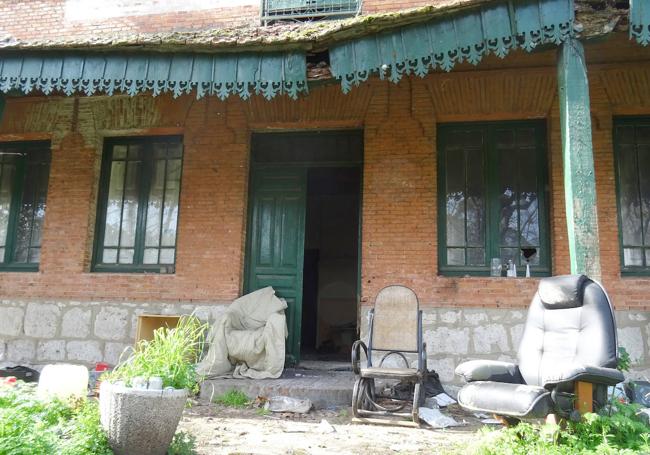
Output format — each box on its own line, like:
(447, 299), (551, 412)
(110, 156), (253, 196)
(253, 395), (269, 408)
(283, 424), (308, 433)
(625, 381), (650, 407)
(473, 412), (490, 419)
(479, 418), (503, 425)
(432, 393), (457, 408)
(389, 443), (421, 452)
(265, 396), (312, 414)
(610, 383), (629, 404)
(636, 408), (650, 425)
(0, 365), (39, 382)
(418, 407), (462, 428)
(423, 397), (440, 409)
(317, 419), (336, 433)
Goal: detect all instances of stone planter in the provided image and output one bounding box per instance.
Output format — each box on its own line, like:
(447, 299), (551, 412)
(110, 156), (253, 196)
(99, 381), (188, 455)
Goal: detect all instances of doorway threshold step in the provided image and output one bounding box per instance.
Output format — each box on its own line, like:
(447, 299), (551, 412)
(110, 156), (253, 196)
(199, 368), (355, 410)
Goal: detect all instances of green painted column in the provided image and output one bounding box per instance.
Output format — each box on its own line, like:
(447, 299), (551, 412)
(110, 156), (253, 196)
(557, 38), (601, 280)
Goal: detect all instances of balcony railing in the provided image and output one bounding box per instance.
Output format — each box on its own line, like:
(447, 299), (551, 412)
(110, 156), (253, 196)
(261, 0), (360, 23)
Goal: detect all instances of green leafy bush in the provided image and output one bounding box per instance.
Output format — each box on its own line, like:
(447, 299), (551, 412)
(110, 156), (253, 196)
(473, 401), (650, 455)
(0, 382), (112, 455)
(104, 315), (207, 392)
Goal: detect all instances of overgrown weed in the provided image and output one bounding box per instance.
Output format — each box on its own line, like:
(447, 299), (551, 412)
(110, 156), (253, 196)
(473, 401), (650, 455)
(214, 389), (250, 408)
(0, 382), (112, 455)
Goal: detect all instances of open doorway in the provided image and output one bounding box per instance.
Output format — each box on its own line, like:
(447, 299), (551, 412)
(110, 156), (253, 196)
(247, 130), (362, 364)
(301, 167), (360, 361)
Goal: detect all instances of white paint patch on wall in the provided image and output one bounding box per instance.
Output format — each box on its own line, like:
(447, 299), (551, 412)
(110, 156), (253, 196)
(65, 0), (257, 22)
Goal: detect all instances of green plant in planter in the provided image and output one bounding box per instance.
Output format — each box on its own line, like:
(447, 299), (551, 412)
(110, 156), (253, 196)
(104, 316), (208, 393)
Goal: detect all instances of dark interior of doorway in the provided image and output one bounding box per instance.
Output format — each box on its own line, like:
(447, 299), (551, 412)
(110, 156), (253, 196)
(301, 167), (360, 361)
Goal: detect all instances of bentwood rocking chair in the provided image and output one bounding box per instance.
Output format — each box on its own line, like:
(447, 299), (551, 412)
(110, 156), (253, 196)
(351, 285), (426, 424)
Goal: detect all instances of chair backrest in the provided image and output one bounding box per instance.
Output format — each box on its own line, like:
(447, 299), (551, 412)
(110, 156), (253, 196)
(517, 275), (618, 386)
(370, 285), (419, 352)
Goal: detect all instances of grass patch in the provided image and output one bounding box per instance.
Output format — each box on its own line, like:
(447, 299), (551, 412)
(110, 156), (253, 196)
(168, 431), (198, 455)
(214, 389), (250, 408)
(473, 401), (650, 455)
(0, 382), (112, 455)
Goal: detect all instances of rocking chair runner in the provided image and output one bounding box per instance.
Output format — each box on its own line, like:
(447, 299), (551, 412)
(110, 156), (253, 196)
(351, 285), (426, 424)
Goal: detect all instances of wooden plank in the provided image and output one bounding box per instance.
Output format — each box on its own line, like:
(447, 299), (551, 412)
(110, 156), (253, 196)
(557, 38), (602, 280)
(135, 314), (181, 344)
(575, 381), (593, 414)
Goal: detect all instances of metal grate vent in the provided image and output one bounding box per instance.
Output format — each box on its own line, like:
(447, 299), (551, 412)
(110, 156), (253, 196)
(262, 0), (360, 23)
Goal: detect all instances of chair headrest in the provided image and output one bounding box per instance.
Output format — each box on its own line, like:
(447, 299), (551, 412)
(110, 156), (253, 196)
(538, 274), (589, 309)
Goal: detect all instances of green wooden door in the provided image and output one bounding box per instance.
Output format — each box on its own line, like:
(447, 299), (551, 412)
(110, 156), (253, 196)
(245, 167), (306, 364)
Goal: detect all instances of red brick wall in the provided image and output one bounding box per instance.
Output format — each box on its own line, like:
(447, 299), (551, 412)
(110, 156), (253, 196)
(0, 37), (648, 311)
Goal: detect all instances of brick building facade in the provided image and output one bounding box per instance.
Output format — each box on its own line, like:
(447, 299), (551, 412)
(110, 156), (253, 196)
(0, 0), (648, 383)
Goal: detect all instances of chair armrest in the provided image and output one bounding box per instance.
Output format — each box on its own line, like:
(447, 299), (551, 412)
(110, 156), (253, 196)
(455, 359), (523, 383)
(351, 340), (368, 375)
(542, 365), (624, 388)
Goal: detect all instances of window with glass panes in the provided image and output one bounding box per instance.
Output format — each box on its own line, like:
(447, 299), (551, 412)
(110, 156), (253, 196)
(437, 121), (550, 276)
(93, 136), (182, 272)
(0, 142), (51, 271)
(614, 117), (650, 274)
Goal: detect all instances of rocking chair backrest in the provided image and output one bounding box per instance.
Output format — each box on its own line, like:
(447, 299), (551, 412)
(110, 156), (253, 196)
(370, 285), (419, 352)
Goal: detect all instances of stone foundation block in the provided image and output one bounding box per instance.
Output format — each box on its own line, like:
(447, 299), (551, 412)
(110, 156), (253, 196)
(95, 307), (129, 340)
(618, 327), (645, 364)
(429, 358), (456, 382)
(61, 307), (91, 338)
(37, 340), (66, 361)
(104, 342), (130, 366)
(473, 324), (509, 354)
(24, 303), (60, 338)
(0, 307), (24, 336)
(7, 339), (36, 362)
(423, 327), (470, 354)
(67, 340), (103, 363)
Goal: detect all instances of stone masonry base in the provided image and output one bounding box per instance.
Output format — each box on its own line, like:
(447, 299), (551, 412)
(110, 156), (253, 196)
(0, 299), (228, 370)
(1, 300), (648, 386)
(358, 307), (650, 384)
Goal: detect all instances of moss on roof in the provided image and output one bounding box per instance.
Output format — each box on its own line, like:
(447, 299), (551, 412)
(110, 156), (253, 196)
(0, 0), (628, 54)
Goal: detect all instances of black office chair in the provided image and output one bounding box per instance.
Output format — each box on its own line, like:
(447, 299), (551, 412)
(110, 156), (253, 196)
(455, 275), (624, 420)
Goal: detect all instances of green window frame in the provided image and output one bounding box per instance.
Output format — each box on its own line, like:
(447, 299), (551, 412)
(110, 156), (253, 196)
(613, 116), (650, 276)
(0, 141), (51, 272)
(437, 121), (550, 277)
(92, 136), (183, 273)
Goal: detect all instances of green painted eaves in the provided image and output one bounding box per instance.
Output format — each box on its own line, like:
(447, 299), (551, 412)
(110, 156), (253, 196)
(0, 51), (307, 100)
(630, 0), (650, 45)
(330, 0), (575, 93)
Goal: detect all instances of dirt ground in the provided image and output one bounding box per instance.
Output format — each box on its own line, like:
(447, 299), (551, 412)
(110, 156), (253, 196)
(178, 400), (490, 455)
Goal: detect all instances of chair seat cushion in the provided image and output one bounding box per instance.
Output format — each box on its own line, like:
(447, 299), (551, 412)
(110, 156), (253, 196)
(457, 381), (552, 418)
(359, 367), (420, 379)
